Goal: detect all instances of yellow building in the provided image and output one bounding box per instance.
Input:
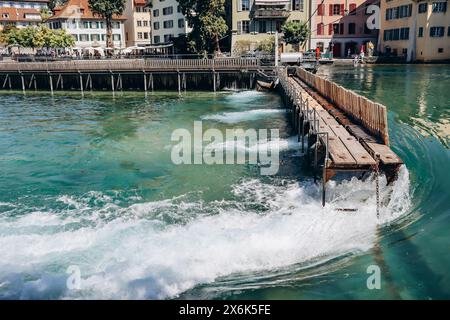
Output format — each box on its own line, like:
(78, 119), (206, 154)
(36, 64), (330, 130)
(230, 0), (310, 55)
(123, 0), (152, 47)
(380, 0), (450, 62)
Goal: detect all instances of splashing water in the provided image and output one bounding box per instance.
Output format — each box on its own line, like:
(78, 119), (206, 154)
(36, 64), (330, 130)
(0, 167), (410, 299)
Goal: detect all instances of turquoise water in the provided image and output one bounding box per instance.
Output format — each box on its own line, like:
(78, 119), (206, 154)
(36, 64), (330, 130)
(0, 64), (449, 299)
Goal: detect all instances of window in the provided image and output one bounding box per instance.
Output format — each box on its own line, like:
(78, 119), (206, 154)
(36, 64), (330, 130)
(400, 27), (409, 40)
(177, 5), (181, 13)
(112, 34), (121, 41)
(241, 0), (250, 11)
(438, 48), (444, 53)
(143, 32), (149, 40)
(418, 27), (423, 37)
(137, 20), (142, 27)
(292, 0), (304, 11)
(143, 20), (148, 27)
(239, 20), (250, 34)
(137, 32), (143, 39)
(163, 6), (173, 15)
(164, 34), (173, 42)
(163, 20), (173, 29)
(348, 23), (356, 35)
(448, 26), (450, 36)
(259, 20), (267, 33)
(153, 9), (159, 17)
(432, 2), (447, 12)
(332, 23), (343, 34)
(332, 4), (341, 15)
(136, 6), (141, 13)
(154, 22), (160, 30)
(79, 34), (89, 41)
(430, 26), (445, 37)
(154, 35), (160, 43)
(72, 34), (78, 41)
(418, 3), (427, 13)
(91, 34), (100, 41)
(178, 18), (184, 28)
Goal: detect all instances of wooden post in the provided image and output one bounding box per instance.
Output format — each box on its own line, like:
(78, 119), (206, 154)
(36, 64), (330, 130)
(20, 72), (25, 94)
(79, 72), (84, 95)
(143, 72), (147, 93)
(2, 74), (8, 89)
(49, 73), (54, 95)
(213, 72), (216, 92)
(177, 72), (181, 94)
(60, 74), (64, 90)
(150, 73), (154, 92)
(110, 73), (115, 93)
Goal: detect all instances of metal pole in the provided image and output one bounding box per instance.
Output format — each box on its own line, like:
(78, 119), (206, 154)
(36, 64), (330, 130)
(79, 72), (84, 96)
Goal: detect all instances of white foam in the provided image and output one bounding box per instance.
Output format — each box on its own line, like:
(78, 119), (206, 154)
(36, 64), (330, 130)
(202, 109), (285, 124)
(0, 167), (411, 299)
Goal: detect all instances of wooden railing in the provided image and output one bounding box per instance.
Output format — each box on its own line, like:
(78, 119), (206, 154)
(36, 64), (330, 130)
(0, 58), (260, 72)
(296, 67), (389, 145)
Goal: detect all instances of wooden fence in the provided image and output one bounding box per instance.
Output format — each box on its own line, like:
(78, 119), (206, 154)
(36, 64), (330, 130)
(0, 58), (260, 72)
(296, 67), (389, 145)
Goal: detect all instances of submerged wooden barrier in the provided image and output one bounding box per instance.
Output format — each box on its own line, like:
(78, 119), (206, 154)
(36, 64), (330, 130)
(296, 68), (389, 145)
(279, 67), (403, 207)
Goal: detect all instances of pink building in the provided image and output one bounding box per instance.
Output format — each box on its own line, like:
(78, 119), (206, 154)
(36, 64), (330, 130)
(310, 0), (379, 57)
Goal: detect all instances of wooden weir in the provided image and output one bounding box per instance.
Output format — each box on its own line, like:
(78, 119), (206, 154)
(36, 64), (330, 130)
(278, 67), (403, 206)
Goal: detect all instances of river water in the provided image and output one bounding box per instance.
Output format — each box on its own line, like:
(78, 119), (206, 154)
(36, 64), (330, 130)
(0, 64), (448, 299)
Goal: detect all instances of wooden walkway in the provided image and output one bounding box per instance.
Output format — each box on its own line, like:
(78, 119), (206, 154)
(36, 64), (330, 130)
(0, 58), (260, 74)
(279, 67), (403, 206)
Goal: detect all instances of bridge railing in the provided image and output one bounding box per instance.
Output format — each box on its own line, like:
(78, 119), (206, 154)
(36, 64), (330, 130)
(296, 67), (389, 145)
(0, 58), (260, 72)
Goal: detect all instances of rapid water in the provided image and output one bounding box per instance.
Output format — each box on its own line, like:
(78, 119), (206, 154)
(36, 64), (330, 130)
(0, 65), (448, 299)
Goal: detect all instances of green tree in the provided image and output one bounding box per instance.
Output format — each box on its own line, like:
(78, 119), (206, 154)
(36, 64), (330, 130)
(88, 0), (126, 48)
(281, 21), (310, 50)
(178, 0), (228, 55)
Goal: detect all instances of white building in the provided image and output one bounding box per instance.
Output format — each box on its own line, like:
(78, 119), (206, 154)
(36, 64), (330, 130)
(47, 0), (126, 49)
(0, 0), (49, 30)
(123, 0), (152, 47)
(147, 0), (190, 44)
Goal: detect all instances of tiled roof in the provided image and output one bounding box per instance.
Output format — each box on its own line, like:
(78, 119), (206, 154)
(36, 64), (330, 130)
(0, 7), (42, 22)
(48, 0), (125, 21)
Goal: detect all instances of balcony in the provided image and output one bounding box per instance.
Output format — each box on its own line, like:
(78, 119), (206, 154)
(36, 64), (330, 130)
(251, 8), (290, 19)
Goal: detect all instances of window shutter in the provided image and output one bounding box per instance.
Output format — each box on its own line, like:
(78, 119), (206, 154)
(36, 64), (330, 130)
(317, 23), (321, 35)
(329, 24), (333, 35)
(318, 4), (323, 16)
(340, 4), (345, 15)
(237, 0), (242, 12)
(329, 4), (333, 16)
(237, 21), (242, 34)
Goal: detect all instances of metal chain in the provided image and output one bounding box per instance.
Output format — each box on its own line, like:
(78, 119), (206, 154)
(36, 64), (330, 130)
(375, 153), (381, 219)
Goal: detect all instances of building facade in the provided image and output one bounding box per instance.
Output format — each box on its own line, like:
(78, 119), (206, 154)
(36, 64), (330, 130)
(310, 0), (379, 57)
(123, 0), (152, 47)
(147, 0), (190, 44)
(47, 0), (126, 48)
(231, 0), (310, 54)
(379, 0), (449, 62)
(0, 0), (49, 31)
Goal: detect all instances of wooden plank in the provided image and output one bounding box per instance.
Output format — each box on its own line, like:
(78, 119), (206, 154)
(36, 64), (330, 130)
(330, 125), (376, 166)
(366, 143), (403, 165)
